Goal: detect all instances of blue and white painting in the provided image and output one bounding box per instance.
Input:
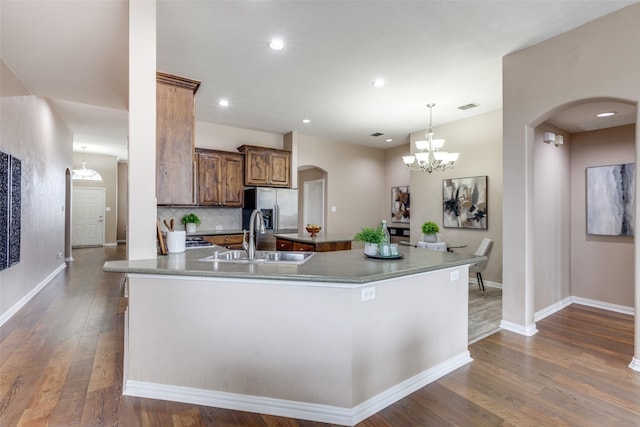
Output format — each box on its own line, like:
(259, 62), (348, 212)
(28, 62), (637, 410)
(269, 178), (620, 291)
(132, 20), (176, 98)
(586, 163), (635, 236)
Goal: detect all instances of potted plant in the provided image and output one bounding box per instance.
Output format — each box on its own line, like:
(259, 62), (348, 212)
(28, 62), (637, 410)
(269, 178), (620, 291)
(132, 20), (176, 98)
(421, 221), (439, 243)
(354, 226), (385, 256)
(182, 212), (201, 233)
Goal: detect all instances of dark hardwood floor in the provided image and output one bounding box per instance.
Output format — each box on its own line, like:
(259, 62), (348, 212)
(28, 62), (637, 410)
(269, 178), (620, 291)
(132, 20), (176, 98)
(1, 246), (638, 426)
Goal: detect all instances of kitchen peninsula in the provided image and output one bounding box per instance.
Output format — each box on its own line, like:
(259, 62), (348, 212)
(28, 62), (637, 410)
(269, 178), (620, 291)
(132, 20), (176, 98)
(104, 247), (481, 426)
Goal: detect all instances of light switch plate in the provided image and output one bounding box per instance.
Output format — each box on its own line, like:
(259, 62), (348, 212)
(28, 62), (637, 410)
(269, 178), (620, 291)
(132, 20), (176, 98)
(449, 270), (459, 282)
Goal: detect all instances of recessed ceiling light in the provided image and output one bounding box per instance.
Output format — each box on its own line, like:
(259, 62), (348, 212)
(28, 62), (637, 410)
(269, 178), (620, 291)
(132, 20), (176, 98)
(595, 111), (616, 117)
(372, 79), (385, 88)
(218, 99), (229, 107)
(386, 139), (393, 142)
(301, 119), (311, 124)
(269, 38), (285, 50)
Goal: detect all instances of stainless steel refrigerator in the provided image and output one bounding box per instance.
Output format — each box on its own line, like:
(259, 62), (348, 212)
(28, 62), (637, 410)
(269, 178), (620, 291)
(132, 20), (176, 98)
(243, 188), (299, 250)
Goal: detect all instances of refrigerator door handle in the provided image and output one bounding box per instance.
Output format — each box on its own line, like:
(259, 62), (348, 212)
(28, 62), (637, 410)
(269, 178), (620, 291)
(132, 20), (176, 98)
(273, 204), (279, 232)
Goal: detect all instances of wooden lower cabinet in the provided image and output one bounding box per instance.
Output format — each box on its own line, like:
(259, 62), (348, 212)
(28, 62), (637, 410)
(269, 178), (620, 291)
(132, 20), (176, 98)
(203, 234), (244, 249)
(293, 242), (315, 252)
(276, 238), (351, 252)
(276, 239), (293, 251)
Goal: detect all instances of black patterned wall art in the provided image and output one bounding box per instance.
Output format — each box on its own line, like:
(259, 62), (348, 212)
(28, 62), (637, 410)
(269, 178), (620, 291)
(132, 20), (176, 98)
(442, 175), (488, 230)
(9, 156), (21, 267)
(0, 151), (8, 271)
(0, 151), (21, 271)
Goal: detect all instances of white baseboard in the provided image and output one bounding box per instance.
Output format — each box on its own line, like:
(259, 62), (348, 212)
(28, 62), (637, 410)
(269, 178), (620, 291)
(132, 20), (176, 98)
(628, 357), (640, 372)
(0, 263), (66, 328)
(570, 296), (635, 316)
(534, 296), (634, 322)
(502, 296), (634, 338)
(103, 242), (118, 247)
(124, 351), (473, 426)
(534, 297), (573, 322)
(499, 320), (538, 336)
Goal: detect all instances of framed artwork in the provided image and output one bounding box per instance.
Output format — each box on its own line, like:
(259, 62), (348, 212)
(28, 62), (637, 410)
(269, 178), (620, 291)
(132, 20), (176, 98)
(0, 151), (21, 271)
(0, 151), (8, 271)
(391, 186), (410, 223)
(9, 155), (21, 267)
(586, 163), (634, 236)
(443, 176), (487, 229)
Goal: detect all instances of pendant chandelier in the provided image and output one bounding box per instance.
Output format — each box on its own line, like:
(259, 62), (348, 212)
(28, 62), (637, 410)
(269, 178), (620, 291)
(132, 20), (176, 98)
(72, 146), (103, 181)
(402, 103), (459, 173)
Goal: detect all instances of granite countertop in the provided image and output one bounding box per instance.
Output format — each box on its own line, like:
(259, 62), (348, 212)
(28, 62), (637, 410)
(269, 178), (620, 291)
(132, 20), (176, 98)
(103, 245), (483, 286)
(273, 233), (354, 244)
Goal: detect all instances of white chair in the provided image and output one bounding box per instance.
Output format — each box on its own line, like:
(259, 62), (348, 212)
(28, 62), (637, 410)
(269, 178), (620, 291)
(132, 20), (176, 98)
(417, 241), (448, 252)
(469, 238), (494, 294)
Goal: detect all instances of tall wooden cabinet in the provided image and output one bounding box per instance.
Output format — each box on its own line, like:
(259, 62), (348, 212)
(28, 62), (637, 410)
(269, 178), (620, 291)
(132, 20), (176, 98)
(196, 149), (244, 207)
(156, 72), (201, 205)
(237, 145), (291, 188)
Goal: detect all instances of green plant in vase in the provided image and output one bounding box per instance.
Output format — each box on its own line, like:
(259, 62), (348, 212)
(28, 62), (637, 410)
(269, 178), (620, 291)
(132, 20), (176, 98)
(182, 212), (201, 233)
(354, 226), (385, 256)
(421, 221), (439, 243)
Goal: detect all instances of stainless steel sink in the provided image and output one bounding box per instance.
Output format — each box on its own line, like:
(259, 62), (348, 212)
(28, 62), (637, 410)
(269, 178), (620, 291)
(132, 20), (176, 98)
(256, 251), (314, 263)
(199, 250), (314, 264)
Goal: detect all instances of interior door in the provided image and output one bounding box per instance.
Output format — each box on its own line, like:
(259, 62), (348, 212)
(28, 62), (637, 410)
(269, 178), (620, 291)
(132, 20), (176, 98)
(303, 178), (325, 230)
(72, 187), (105, 247)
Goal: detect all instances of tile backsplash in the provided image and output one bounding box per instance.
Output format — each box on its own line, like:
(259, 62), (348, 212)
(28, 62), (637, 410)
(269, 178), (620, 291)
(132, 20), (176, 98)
(157, 207), (242, 231)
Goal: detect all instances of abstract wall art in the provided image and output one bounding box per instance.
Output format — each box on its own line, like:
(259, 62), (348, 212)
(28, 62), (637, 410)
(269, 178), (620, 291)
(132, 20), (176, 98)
(586, 163), (635, 236)
(0, 151), (8, 270)
(442, 176), (488, 230)
(1, 150), (21, 271)
(391, 186), (410, 223)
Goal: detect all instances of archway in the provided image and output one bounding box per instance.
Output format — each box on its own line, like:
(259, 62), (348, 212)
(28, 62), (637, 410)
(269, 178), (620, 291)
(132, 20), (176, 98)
(298, 165), (328, 231)
(523, 98), (638, 368)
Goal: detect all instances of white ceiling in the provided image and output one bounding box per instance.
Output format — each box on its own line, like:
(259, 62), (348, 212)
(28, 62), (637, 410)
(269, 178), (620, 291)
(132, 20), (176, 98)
(1, 0), (637, 161)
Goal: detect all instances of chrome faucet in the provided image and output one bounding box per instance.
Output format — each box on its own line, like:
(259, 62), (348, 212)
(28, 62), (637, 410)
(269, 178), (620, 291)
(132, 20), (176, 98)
(246, 209), (266, 260)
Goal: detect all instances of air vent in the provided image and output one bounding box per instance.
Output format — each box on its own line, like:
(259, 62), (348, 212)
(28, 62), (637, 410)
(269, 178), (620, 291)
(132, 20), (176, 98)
(458, 103), (480, 111)
(370, 132), (384, 137)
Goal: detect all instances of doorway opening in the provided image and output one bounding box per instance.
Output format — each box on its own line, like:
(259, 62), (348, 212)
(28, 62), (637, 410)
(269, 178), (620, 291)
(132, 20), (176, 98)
(72, 187), (105, 247)
(299, 166), (328, 232)
(64, 169), (73, 261)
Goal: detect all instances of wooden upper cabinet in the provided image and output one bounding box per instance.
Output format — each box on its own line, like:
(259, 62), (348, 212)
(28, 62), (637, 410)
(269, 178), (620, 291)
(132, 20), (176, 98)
(156, 72), (201, 205)
(196, 149), (244, 207)
(237, 145), (291, 188)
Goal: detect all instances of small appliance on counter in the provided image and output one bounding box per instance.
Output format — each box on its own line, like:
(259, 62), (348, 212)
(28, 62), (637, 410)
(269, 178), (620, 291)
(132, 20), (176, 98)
(243, 187), (298, 250)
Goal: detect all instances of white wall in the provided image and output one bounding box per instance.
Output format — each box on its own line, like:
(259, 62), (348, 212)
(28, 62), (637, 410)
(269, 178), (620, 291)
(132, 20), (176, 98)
(408, 109), (503, 283)
(127, 0), (157, 260)
(297, 134), (386, 236)
(533, 124), (572, 311)
(502, 2), (640, 359)
(196, 121), (284, 152)
(570, 125), (635, 307)
(0, 59), (72, 322)
(72, 151), (119, 245)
